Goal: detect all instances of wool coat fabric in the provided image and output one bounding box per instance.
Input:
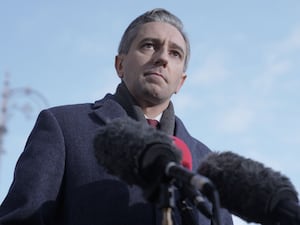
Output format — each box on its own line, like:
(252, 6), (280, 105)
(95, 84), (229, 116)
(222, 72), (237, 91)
(0, 93), (233, 225)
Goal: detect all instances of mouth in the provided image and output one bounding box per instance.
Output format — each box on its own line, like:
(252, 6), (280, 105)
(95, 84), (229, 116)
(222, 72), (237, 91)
(144, 71), (166, 81)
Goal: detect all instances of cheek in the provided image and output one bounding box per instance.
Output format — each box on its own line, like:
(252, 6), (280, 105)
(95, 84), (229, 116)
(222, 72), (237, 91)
(123, 55), (145, 74)
(122, 61), (141, 87)
(173, 75), (185, 92)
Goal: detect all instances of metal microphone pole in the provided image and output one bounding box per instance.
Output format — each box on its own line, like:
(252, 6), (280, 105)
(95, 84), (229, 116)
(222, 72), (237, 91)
(158, 183), (176, 225)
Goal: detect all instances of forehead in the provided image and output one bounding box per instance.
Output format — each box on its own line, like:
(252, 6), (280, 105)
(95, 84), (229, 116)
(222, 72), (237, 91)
(133, 22), (186, 50)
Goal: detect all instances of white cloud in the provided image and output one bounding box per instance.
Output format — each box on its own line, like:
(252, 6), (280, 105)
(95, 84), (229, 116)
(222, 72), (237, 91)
(191, 51), (230, 85)
(216, 105), (255, 134)
(252, 26), (300, 96)
(231, 32), (248, 43)
(252, 59), (292, 95)
(77, 37), (105, 55)
(89, 70), (120, 100)
(265, 60), (292, 76)
(265, 26), (300, 67)
(274, 26), (300, 54)
(173, 93), (200, 114)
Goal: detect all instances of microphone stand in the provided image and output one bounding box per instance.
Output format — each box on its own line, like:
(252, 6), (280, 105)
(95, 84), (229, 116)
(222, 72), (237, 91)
(158, 182), (176, 225)
(177, 183), (211, 225)
(180, 183), (221, 225)
(210, 189), (221, 225)
(177, 199), (200, 225)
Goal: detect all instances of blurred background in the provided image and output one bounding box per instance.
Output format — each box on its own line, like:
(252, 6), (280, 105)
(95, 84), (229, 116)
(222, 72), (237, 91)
(1, 1), (299, 224)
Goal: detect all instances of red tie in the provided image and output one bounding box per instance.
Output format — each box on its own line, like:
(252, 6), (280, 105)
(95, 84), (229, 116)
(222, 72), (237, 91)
(146, 119), (159, 128)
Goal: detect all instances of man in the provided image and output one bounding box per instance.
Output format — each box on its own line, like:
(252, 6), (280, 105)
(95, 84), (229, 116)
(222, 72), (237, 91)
(0, 8), (233, 225)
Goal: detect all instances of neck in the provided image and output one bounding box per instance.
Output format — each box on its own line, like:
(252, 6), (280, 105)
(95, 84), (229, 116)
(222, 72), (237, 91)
(113, 82), (175, 135)
(140, 101), (169, 119)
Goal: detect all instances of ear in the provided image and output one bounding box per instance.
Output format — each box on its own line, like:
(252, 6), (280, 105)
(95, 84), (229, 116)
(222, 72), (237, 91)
(115, 55), (124, 78)
(175, 73), (187, 93)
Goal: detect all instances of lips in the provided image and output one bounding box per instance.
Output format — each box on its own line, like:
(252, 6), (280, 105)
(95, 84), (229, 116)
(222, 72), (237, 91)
(144, 71), (166, 81)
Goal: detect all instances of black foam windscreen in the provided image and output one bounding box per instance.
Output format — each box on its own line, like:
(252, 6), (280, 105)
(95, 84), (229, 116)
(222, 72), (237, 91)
(94, 117), (181, 187)
(198, 151), (300, 224)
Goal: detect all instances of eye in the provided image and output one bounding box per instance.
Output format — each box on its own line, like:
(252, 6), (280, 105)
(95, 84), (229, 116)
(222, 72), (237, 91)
(142, 42), (155, 49)
(170, 50), (182, 58)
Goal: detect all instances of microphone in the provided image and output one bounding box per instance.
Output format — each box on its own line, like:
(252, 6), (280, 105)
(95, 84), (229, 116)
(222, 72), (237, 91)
(171, 136), (213, 220)
(197, 151), (300, 225)
(171, 136), (192, 170)
(93, 117), (213, 201)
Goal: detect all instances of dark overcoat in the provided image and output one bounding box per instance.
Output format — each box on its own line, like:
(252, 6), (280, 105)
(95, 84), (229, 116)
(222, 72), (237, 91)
(0, 94), (233, 225)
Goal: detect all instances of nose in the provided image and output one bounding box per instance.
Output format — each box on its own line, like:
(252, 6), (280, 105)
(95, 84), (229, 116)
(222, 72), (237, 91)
(153, 48), (168, 67)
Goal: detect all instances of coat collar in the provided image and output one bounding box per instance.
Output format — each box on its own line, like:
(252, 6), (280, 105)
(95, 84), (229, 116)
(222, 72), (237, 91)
(92, 94), (128, 124)
(92, 90), (178, 138)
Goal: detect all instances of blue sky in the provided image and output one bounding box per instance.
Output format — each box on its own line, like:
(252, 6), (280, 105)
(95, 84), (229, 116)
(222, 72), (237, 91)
(1, 1), (300, 224)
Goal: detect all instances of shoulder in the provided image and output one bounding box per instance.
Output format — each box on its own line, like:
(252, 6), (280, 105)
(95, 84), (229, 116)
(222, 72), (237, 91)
(47, 102), (94, 114)
(175, 116), (210, 152)
(40, 94), (114, 119)
(33, 103), (94, 127)
(174, 116), (211, 170)
(34, 94), (127, 130)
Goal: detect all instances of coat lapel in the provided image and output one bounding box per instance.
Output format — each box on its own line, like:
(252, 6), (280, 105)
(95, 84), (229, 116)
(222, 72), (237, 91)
(92, 94), (128, 124)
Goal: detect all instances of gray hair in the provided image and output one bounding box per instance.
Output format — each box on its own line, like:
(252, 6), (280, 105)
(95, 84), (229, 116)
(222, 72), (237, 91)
(118, 8), (190, 71)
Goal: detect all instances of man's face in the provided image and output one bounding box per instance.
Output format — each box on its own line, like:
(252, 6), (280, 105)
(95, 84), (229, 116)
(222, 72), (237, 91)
(115, 22), (187, 107)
